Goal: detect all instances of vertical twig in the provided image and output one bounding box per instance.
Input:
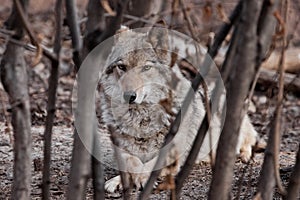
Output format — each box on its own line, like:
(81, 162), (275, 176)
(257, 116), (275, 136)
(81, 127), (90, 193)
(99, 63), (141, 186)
(41, 0), (62, 199)
(273, 1), (288, 194)
(65, 0), (83, 71)
(178, 0), (197, 41)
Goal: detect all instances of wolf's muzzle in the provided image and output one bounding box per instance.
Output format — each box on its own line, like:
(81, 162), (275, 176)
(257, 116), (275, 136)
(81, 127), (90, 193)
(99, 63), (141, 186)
(123, 91), (137, 104)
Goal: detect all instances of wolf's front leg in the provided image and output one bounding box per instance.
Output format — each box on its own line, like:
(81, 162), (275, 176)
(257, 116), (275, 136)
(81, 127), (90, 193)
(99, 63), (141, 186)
(105, 153), (151, 193)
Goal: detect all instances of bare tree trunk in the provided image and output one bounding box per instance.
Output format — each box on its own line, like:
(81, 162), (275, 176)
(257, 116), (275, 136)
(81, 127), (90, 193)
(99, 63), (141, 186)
(124, 0), (162, 28)
(41, 0), (62, 199)
(84, 1), (106, 199)
(65, 0), (83, 72)
(208, 0), (263, 199)
(65, 0), (92, 199)
(285, 143), (300, 200)
(92, 141), (105, 200)
(67, 129), (92, 200)
(0, 1), (31, 199)
(83, 0), (105, 53)
(66, 0), (129, 198)
(257, 1), (288, 198)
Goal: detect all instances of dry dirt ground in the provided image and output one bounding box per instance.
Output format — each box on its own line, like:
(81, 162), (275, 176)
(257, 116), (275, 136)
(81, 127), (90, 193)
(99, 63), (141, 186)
(0, 1), (299, 199)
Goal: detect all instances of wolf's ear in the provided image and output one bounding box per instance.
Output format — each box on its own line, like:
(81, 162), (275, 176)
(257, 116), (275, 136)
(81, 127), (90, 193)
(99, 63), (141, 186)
(147, 27), (170, 64)
(113, 26), (130, 43)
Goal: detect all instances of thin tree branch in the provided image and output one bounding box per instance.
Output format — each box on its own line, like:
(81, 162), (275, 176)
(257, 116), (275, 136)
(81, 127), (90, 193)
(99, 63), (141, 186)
(178, 0), (197, 41)
(65, 0), (83, 71)
(13, 0), (42, 65)
(41, 0), (62, 199)
(0, 31), (57, 62)
(272, 1), (288, 194)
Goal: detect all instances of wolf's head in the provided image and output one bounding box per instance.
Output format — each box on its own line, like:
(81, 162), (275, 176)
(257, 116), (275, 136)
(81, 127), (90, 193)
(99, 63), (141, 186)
(101, 28), (177, 106)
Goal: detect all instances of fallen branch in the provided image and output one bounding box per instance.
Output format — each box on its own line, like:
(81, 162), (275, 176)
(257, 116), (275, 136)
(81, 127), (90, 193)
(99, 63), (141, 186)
(261, 48), (300, 73)
(257, 68), (300, 94)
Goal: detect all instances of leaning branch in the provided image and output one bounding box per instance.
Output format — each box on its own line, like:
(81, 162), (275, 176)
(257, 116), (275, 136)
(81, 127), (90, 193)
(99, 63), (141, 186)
(13, 0), (42, 65)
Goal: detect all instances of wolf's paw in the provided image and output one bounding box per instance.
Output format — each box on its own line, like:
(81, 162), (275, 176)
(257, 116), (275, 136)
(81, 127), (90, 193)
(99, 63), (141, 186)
(132, 173), (150, 190)
(239, 150), (252, 163)
(105, 175), (122, 193)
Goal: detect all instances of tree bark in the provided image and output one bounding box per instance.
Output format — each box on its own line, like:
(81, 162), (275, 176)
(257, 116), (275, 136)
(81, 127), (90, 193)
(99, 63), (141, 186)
(285, 143), (300, 200)
(1, 42), (32, 200)
(0, 0), (31, 199)
(65, 0), (83, 72)
(41, 0), (62, 199)
(67, 128), (92, 200)
(124, 0), (162, 28)
(208, 0), (263, 199)
(257, 0), (288, 197)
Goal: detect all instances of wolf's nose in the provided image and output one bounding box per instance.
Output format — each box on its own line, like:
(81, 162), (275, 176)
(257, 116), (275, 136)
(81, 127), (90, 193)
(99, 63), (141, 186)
(123, 91), (137, 104)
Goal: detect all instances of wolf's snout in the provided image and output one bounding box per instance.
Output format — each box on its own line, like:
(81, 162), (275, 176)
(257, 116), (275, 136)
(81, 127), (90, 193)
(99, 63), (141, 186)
(123, 91), (137, 104)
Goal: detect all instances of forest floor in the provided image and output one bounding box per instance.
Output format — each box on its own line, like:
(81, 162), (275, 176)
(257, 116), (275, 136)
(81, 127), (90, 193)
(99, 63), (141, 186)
(0, 0), (299, 199)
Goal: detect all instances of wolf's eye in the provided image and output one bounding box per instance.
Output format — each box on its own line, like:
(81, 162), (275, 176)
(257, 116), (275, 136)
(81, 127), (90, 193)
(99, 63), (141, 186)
(142, 65), (152, 71)
(117, 65), (127, 71)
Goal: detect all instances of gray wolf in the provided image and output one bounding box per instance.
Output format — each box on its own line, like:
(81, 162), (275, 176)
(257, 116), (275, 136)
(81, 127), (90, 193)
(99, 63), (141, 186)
(99, 27), (258, 193)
